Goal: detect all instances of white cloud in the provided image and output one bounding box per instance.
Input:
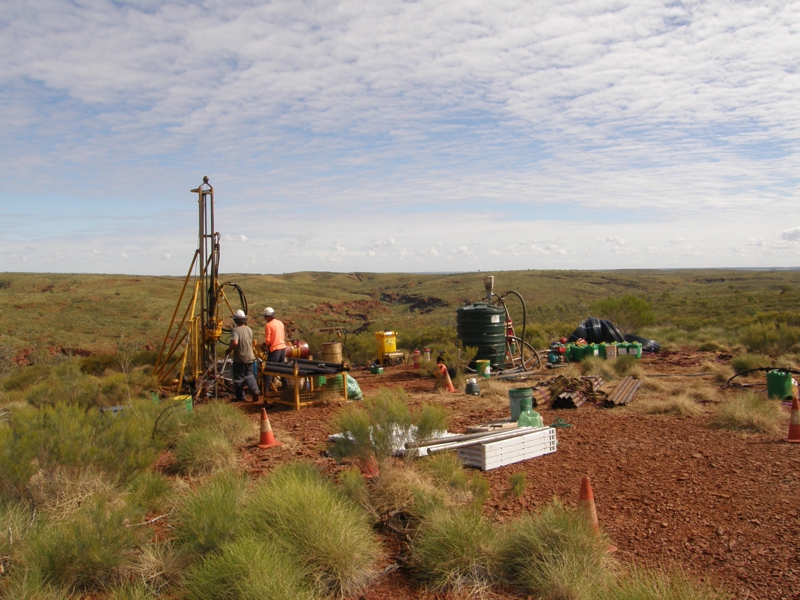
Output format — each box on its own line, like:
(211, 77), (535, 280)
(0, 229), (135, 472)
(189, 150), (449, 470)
(335, 243), (346, 252)
(223, 234), (248, 243)
(1, 1), (800, 273)
(781, 228), (800, 242)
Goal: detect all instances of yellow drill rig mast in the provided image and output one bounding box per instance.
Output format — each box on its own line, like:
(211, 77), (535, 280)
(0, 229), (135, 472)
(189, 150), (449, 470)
(154, 176), (248, 399)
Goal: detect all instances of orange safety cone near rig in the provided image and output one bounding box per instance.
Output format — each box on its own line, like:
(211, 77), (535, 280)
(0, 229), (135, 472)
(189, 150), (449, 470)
(578, 476), (617, 552)
(436, 358), (457, 393)
(257, 408), (282, 449)
(787, 397), (800, 443)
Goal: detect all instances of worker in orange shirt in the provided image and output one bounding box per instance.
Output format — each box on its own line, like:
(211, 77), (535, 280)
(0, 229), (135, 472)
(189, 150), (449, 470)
(262, 307), (287, 389)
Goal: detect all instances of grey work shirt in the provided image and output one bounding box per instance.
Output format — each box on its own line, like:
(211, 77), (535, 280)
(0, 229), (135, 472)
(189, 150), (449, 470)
(230, 324), (256, 363)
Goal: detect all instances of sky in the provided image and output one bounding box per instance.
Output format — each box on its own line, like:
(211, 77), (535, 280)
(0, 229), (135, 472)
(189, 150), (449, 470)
(1, 0), (800, 275)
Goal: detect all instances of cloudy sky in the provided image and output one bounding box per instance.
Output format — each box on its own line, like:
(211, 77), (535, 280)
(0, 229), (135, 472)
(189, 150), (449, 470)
(2, 0), (799, 275)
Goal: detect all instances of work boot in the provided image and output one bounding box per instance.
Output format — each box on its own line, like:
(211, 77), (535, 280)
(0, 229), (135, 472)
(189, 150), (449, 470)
(252, 394), (260, 404)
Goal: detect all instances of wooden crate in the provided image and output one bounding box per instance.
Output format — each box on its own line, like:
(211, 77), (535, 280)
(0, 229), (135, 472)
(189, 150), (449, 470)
(457, 427), (557, 471)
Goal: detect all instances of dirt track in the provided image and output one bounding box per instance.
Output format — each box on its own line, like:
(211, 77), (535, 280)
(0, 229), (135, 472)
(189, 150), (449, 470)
(234, 351), (800, 599)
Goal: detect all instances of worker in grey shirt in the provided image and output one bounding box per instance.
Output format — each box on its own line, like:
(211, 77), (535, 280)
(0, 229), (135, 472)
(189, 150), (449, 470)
(228, 310), (260, 403)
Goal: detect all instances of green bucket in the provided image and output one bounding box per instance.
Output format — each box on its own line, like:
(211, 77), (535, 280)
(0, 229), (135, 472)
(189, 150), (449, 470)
(475, 359), (491, 378)
(509, 387), (533, 420)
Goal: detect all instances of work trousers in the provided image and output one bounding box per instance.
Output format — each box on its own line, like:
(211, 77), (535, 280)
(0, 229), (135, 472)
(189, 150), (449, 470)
(232, 361), (259, 401)
(265, 348), (287, 389)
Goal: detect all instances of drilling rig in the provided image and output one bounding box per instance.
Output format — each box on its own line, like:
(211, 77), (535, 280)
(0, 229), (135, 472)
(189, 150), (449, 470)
(154, 177), (248, 399)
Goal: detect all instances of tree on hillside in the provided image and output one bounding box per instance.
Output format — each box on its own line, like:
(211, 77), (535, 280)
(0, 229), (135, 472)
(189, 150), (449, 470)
(590, 295), (654, 334)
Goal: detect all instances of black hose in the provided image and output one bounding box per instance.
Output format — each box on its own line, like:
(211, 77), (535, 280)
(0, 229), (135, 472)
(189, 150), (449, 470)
(725, 366), (800, 390)
(493, 290), (528, 371)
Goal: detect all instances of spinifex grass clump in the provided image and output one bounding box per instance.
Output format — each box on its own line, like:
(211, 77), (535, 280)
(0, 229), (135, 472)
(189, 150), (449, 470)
(593, 566), (727, 600)
(712, 392), (786, 434)
(730, 354), (771, 375)
(636, 393), (702, 417)
(183, 536), (315, 600)
(329, 387), (449, 464)
(410, 506), (502, 595)
(0, 400), (163, 498)
(244, 462), (380, 597)
(417, 452), (489, 508)
(24, 496), (138, 593)
(173, 470), (248, 556)
(499, 500), (616, 599)
(174, 429), (236, 476)
(612, 355), (644, 378)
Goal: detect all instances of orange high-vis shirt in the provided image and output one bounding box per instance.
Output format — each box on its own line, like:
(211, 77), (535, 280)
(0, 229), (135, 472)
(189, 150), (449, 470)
(264, 319), (287, 352)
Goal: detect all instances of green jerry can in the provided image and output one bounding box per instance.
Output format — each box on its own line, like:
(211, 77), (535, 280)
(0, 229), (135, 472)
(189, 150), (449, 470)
(767, 370), (793, 399)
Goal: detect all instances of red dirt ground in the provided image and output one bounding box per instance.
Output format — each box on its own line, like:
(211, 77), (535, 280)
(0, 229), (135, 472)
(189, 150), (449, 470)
(229, 350), (799, 600)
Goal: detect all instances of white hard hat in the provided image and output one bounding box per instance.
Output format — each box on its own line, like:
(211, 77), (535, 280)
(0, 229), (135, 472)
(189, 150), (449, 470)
(262, 307), (275, 317)
(233, 309), (247, 320)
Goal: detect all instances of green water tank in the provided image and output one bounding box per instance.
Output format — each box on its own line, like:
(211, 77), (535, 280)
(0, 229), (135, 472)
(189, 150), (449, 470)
(456, 303), (507, 367)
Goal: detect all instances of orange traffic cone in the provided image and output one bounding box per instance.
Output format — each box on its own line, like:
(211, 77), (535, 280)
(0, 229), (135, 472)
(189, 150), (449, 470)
(578, 476), (600, 534)
(787, 397), (800, 443)
(578, 476), (617, 552)
(257, 408), (282, 449)
(436, 362), (457, 393)
(443, 369), (457, 393)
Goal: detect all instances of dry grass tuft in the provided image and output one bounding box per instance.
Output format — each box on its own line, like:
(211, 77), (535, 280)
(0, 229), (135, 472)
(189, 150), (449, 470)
(369, 461), (439, 517)
(635, 394), (703, 417)
(713, 392), (786, 434)
(27, 467), (121, 521)
(125, 541), (188, 597)
(700, 361), (734, 384)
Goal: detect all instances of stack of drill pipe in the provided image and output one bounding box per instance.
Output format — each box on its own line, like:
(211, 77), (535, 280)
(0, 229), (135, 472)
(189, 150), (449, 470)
(531, 385), (550, 407)
(291, 358), (349, 371)
(604, 376), (641, 407)
(262, 360), (342, 376)
(404, 426), (548, 455)
(550, 377), (606, 409)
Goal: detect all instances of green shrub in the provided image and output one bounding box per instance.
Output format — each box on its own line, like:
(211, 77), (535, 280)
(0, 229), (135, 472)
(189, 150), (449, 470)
(698, 341), (724, 352)
(712, 392), (786, 434)
(183, 536), (315, 600)
(25, 497), (138, 592)
(416, 452), (488, 509)
(25, 363), (102, 408)
(730, 354), (771, 374)
(175, 430), (236, 476)
(80, 354), (119, 376)
(499, 501), (616, 599)
(400, 325), (458, 353)
(329, 387), (449, 463)
(1, 364), (52, 392)
(244, 462), (379, 597)
(100, 373), (131, 405)
(0, 412), (41, 497)
(174, 470), (248, 556)
(506, 472), (527, 498)
(337, 466), (370, 508)
(593, 566), (727, 600)
(411, 507), (502, 595)
(189, 400), (254, 446)
(131, 350), (159, 367)
(591, 295), (654, 334)
(740, 323), (800, 355)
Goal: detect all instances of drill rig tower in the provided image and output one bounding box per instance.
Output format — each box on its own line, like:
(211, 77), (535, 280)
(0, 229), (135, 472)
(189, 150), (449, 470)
(154, 177), (247, 398)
